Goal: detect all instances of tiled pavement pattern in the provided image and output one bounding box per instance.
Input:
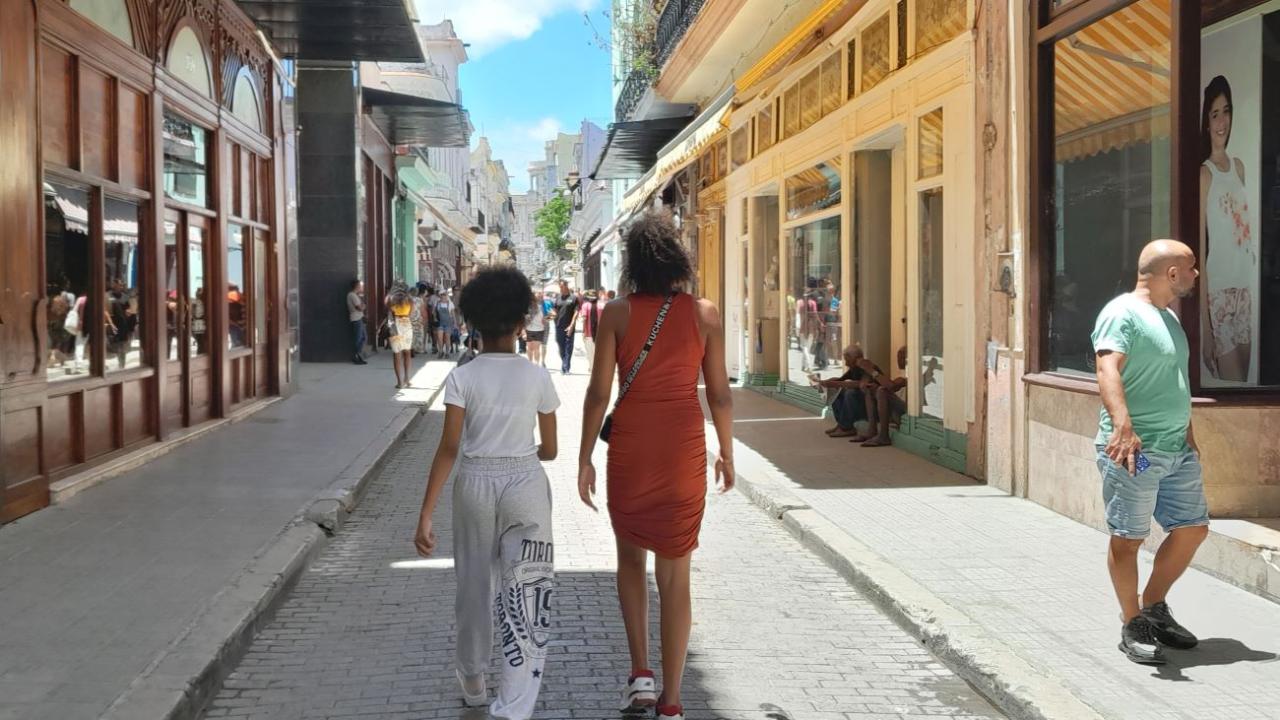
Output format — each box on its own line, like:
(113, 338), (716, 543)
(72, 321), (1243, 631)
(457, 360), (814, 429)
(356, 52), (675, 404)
(203, 368), (1001, 720)
(727, 389), (1280, 720)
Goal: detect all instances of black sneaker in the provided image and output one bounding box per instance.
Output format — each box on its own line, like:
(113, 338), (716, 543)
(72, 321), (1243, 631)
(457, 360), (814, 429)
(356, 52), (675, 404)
(1119, 615), (1167, 665)
(1142, 602), (1198, 649)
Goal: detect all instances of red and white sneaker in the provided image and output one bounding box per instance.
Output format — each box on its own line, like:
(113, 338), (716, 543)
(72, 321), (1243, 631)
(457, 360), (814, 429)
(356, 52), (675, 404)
(620, 670), (657, 710)
(656, 703), (685, 720)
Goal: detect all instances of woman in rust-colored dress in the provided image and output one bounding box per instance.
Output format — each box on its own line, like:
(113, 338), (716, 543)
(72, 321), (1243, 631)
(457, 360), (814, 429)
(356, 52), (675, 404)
(578, 211), (735, 720)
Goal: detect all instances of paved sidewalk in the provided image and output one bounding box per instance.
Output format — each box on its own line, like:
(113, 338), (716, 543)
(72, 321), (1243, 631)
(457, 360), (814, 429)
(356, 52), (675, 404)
(0, 354), (450, 720)
(727, 389), (1280, 720)
(204, 368), (1001, 720)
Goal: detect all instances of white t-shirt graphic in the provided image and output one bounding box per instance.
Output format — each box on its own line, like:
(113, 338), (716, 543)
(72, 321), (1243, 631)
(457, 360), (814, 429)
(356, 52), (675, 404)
(443, 353), (560, 458)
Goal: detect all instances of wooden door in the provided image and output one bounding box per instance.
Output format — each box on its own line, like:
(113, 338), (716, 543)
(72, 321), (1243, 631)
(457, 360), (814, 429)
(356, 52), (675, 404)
(162, 211), (213, 428)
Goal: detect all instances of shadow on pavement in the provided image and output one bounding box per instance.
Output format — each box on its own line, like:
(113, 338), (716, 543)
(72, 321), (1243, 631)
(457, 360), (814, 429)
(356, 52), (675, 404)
(720, 387), (984, 491)
(1153, 638), (1279, 682)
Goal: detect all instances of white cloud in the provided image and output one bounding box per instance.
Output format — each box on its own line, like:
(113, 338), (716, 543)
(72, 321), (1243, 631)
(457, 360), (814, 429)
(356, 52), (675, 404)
(415, 0), (597, 57)
(477, 116), (566, 193)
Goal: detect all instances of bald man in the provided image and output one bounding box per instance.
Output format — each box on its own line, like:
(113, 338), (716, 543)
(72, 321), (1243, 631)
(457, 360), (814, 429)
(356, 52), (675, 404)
(817, 344), (873, 438)
(1092, 239), (1207, 665)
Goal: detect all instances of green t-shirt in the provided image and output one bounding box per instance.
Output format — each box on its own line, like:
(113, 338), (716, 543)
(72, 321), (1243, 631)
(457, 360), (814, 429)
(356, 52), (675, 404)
(1091, 293), (1191, 453)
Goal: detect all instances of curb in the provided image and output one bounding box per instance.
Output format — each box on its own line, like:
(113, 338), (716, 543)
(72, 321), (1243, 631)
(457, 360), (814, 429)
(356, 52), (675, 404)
(726, 443), (1107, 720)
(102, 384), (445, 720)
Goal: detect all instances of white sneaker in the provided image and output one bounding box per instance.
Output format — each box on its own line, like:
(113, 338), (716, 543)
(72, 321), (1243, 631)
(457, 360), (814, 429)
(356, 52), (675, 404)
(456, 668), (487, 707)
(656, 704), (685, 720)
(620, 671), (656, 710)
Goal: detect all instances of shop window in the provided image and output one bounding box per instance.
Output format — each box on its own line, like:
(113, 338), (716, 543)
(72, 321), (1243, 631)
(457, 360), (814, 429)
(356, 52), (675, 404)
(820, 52), (842, 117)
(861, 14), (892, 93)
(715, 138), (729, 180)
(105, 197), (143, 372)
(847, 38), (858, 99)
(44, 182), (94, 382)
(164, 219), (180, 360)
(70, 0), (133, 47)
(915, 0), (966, 56)
(919, 188), (945, 419)
(228, 225), (248, 350)
(163, 114), (209, 207)
(188, 224), (209, 356)
(731, 125), (749, 170)
(255, 233), (269, 346)
(756, 104), (776, 154)
(800, 67), (821, 131)
(919, 109), (944, 179)
(1199, 4), (1280, 387)
(1046, 0), (1171, 376)
(786, 216), (843, 388)
(232, 70), (263, 133)
(785, 157), (843, 221)
(783, 84), (800, 139)
(167, 26), (212, 99)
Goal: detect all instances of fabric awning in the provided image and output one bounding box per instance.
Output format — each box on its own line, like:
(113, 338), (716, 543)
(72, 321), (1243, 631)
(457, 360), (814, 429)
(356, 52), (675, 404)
(590, 115), (693, 180)
(1053, 0), (1171, 162)
(233, 0), (425, 62)
(620, 88), (733, 214)
(363, 87), (469, 147)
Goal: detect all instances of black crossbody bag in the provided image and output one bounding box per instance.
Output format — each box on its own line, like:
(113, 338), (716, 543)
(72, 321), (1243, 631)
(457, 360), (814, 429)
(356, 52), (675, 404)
(599, 292), (677, 443)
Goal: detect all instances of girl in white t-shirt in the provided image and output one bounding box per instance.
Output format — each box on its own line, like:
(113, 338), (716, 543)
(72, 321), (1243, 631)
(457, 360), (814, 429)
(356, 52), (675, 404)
(414, 266), (560, 720)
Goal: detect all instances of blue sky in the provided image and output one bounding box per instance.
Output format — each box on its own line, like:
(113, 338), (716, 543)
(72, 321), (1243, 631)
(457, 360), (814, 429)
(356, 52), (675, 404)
(414, 0), (615, 193)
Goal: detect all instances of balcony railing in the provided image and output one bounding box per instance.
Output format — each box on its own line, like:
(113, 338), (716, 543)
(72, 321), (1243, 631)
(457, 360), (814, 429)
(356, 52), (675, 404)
(614, 0), (706, 121)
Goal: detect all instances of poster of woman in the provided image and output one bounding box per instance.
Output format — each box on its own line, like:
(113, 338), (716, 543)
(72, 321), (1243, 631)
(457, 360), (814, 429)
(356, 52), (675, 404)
(1201, 16), (1263, 386)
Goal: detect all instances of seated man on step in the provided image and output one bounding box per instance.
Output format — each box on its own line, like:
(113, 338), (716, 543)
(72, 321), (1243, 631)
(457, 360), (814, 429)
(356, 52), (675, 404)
(815, 344), (875, 438)
(853, 346), (908, 447)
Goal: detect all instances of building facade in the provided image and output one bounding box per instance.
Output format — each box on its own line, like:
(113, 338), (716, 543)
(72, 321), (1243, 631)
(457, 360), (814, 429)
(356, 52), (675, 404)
(0, 0), (299, 521)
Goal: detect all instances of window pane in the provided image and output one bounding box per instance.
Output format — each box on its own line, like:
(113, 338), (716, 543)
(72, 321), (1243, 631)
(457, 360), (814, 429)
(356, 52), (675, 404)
(915, 0), (966, 55)
(784, 84), (800, 139)
(1199, 9), (1278, 387)
(897, 0), (907, 68)
(919, 188), (945, 419)
(731, 125), (749, 170)
(1049, 0), (1171, 375)
(861, 14), (891, 92)
(847, 38), (858, 99)
(105, 197), (144, 372)
(189, 225), (209, 355)
(255, 234), (268, 346)
(919, 109), (944, 179)
(820, 52), (841, 116)
(44, 182), (93, 381)
(786, 216), (842, 388)
(785, 157), (843, 221)
(228, 225), (247, 349)
(756, 105), (775, 153)
(163, 114), (209, 207)
(165, 219), (179, 360)
(800, 67), (820, 130)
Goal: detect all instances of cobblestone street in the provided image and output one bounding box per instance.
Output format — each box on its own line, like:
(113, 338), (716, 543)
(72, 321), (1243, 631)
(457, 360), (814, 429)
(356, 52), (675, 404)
(202, 369), (1000, 720)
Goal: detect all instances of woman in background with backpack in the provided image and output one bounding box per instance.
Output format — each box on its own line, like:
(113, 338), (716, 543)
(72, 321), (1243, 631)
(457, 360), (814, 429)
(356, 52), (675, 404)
(576, 211), (735, 720)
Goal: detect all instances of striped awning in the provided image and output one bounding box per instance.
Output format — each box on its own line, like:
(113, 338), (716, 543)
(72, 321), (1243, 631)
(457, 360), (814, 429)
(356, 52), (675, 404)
(1053, 0), (1171, 162)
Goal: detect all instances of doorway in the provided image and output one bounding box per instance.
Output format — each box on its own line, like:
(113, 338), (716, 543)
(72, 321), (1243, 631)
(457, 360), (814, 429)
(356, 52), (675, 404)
(750, 193), (781, 382)
(852, 150), (896, 373)
(163, 210), (215, 428)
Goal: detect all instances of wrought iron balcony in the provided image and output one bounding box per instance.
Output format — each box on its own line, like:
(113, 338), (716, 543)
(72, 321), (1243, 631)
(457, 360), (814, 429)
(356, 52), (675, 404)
(614, 0), (706, 122)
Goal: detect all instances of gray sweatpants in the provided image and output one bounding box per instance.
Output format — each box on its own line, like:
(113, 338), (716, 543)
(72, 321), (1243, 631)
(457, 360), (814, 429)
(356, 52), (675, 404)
(452, 455), (554, 720)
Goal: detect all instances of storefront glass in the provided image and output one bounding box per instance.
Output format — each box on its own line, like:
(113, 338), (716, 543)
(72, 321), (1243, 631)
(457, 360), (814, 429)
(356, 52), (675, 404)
(786, 216), (842, 388)
(227, 225), (248, 349)
(785, 158), (843, 221)
(1198, 6), (1280, 387)
(188, 225), (209, 356)
(163, 114), (209, 207)
(919, 188), (945, 419)
(1046, 0), (1171, 376)
(44, 182), (94, 382)
(255, 233), (269, 346)
(105, 197), (143, 372)
(165, 220), (180, 360)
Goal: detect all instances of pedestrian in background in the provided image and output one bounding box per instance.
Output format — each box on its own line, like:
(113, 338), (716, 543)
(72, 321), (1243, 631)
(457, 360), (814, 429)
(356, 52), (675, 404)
(409, 286), (427, 357)
(580, 290), (605, 372)
(1092, 239), (1207, 666)
(553, 280), (579, 375)
(435, 289), (459, 357)
(414, 266), (560, 720)
(577, 210), (735, 720)
(524, 296), (548, 366)
(347, 279), (367, 365)
(385, 284), (414, 389)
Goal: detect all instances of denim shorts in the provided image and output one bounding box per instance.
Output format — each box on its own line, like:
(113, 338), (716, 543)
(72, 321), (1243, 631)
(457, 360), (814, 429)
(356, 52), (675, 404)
(1096, 447), (1209, 539)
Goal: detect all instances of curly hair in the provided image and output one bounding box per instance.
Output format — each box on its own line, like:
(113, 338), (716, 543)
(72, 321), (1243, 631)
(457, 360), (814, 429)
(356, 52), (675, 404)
(458, 266), (534, 340)
(622, 210), (693, 295)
